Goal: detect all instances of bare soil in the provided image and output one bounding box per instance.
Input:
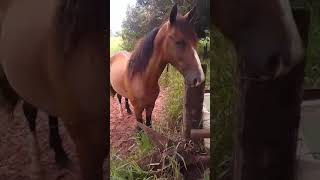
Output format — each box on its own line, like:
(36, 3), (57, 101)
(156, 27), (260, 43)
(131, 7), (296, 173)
(0, 101), (83, 180)
(110, 88), (167, 157)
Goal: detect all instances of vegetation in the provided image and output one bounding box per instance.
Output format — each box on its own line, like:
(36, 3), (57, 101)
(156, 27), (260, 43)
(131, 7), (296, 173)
(110, 133), (155, 180)
(121, 0), (210, 51)
(211, 28), (236, 180)
(110, 36), (123, 56)
(303, 2), (320, 87)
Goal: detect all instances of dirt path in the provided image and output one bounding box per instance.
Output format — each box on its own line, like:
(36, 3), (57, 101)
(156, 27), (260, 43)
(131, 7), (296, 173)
(110, 87), (167, 157)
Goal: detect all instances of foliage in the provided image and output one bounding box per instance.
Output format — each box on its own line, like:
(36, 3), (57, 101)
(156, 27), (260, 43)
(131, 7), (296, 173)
(110, 36), (124, 56)
(197, 36), (211, 89)
(211, 27), (237, 180)
(159, 65), (185, 130)
(110, 126), (187, 179)
(110, 133), (155, 180)
(303, 3), (320, 88)
(121, 0), (210, 51)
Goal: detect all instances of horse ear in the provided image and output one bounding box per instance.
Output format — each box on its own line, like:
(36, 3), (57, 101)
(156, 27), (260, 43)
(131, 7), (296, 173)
(184, 5), (197, 22)
(170, 4), (178, 24)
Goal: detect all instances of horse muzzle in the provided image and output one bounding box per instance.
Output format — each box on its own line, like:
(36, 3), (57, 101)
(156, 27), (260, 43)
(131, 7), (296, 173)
(184, 70), (205, 87)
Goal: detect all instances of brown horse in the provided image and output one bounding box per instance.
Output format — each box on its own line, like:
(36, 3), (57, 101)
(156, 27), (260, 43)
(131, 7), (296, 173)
(110, 4), (205, 129)
(213, 0), (304, 79)
(0, 0), (107, 180)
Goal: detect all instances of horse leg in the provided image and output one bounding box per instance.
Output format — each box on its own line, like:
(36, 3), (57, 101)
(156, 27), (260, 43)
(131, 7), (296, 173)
(22, 102), (44, 180)
(125, 98), (132, 114)
(48, 115), (71, 169)
(116, 94), (124, 116)
(145, 104), (155, 128)
(134, 106), (144, 131)
(63, 115), (107, 180)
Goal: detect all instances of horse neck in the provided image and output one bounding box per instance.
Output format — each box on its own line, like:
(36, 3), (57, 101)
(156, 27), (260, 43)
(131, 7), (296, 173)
(144, 51), (167, 88)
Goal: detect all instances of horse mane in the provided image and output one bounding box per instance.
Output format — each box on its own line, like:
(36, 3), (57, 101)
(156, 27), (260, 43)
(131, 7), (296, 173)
(127, 27), (160, 78)
(56, 0), (106, 52)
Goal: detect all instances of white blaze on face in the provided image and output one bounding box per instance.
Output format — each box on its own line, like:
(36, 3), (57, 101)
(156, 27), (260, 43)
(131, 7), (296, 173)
(277, 0), (304, 76)
(193, 48), (205, 86)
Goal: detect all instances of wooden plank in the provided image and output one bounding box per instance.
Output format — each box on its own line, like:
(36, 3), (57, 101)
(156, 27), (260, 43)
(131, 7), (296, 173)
(190, 129), (210, 139)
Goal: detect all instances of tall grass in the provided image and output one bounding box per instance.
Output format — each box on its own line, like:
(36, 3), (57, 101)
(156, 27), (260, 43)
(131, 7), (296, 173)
(110, 133), (155, 180)
(211, 27), (236, 180)
(198, 37), (211, 89)
(304, 4), (320, 88)
(159, 66), (184, 131)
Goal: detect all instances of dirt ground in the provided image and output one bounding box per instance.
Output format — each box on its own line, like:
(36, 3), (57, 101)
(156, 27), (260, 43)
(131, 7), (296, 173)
(110, 88), (167, 157)
(0, 101), (84, 180)
(0, 88), (167, 180)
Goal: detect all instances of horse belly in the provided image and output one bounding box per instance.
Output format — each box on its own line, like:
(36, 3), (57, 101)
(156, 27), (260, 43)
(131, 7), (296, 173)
(0, 0), (58, 114)
(1, 50), (58, 114)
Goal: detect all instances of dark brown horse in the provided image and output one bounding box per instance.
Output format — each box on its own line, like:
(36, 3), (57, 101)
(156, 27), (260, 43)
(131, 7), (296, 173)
(0, 0), (107, 179)
(110, 4), (204, 129)
(213, 0), (304, 79)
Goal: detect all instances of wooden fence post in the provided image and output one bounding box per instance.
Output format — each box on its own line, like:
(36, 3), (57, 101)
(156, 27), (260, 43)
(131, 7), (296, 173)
(232, 8), (310, 180)
(183, 64), (207, 140)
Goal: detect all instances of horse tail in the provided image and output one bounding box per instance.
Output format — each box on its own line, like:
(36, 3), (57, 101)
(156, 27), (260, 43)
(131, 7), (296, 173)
(0, 77), (20, 117)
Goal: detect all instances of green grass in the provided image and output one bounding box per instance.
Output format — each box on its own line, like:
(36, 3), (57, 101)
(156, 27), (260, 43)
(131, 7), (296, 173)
(159, 66), (184, 130)
(135, 133), (154, 156)
(211, 27), (236, 180)
(110, 36), (124, 56)
(304, 5), (320, 88)
(110, 133), (155, 180)
(198, 37), (211, 89)
(110, 130), (186, 180)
